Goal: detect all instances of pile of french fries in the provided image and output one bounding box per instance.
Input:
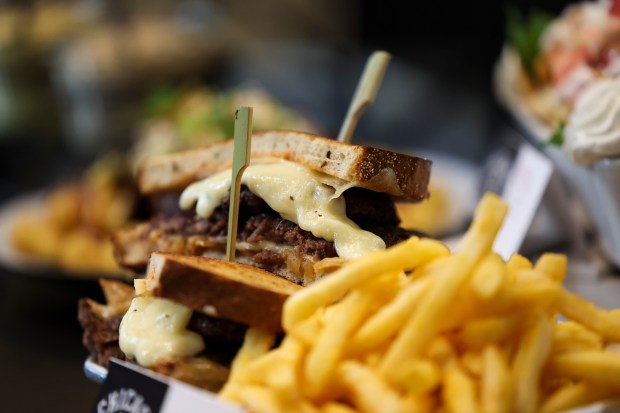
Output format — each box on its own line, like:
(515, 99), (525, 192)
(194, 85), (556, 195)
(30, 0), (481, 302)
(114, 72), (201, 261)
(11, 170), (132, 275)
(220, 193), (620, 413)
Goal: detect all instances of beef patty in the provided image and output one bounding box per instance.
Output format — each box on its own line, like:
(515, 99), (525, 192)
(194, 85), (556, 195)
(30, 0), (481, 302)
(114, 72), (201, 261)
(113, 186), (420, 284)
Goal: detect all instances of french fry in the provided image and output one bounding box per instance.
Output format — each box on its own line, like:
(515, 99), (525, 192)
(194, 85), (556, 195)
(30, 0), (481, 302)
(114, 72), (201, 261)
(242, 351), (283, 383)
(409, 255), (450, 280)
(426, 335), (458, 368)
(236, 384), (322, 413)
(380, 254), (475, 378)
(290, 312), (322, 347)
(219, 328), (276, 400)
(512, 311), (554, 413)
(438, 291), (482, 332)
(400, 393), (436, 413)
(380, 193), (508, 376)
(470, 253), (506, 300)
(321, 402), (358, 413)
(461, 351), (484, 377)
(389, 358), (441, 394)
(540, 381), (618, 413)
(552, 321), (603, 354)
(481, 345), (511, 413)
(460, 315), (520, 348)
(357, 270), (406, 307)
(304, 290), (375, 399)
(283, 237), (448, 331)
(221, 192), (620, 413)
(548, 350), (620, 388)
(443, 363), (479, 413)
(534, 253), (567, 283)
(262, 338), (306, 402)
(337, 361), (402, 413)
(494, 276), (560, 313)
(234, 385), (285, 413)
(556, 289), (620, 342)
(349, 277), (432, 355)
(506, 254), (533, 272)
(456, 192), (509, 260)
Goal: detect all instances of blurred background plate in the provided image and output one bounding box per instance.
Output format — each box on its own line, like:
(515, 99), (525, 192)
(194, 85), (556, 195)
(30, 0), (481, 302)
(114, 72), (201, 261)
(0, 191), (49, 273)
(394, 149), (480, 239)
(0, 190), (128, 279)
(495, 46), (620, 269)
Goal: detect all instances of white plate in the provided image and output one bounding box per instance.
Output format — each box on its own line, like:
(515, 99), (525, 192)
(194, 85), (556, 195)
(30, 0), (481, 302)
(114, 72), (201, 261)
(421, 149), (479, 233)
(391, 147), (480, 238)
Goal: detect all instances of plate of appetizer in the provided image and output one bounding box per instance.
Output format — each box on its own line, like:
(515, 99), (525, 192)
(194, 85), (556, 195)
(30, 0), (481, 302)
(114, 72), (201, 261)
(495, 0), (620, 268)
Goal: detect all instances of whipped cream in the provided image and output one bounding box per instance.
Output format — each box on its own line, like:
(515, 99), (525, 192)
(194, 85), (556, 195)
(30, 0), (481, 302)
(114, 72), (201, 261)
(564, 77), (620, 166)
(542, 1), (618, 55)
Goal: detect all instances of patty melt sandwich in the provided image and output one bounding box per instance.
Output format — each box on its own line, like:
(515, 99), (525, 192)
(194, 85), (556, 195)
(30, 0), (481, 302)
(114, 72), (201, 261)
(80, 252), (302, 391)
(80, 130), (432, 390)
(113, 130), (432, 285)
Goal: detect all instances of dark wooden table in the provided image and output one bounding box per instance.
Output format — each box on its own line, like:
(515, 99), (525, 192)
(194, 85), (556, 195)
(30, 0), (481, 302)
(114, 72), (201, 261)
(0, 269), (103, 412)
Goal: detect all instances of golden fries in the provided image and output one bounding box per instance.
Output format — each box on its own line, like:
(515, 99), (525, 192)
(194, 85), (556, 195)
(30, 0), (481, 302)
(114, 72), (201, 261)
(11, 176), (132, 275)
(470, 253), (506, 301)
(443, 363), (479, 413)
(481, 345), (512, 413)
(304, 290), (375, 398)
(512, 311), (554, 413)
(548, 350), (620, 388)
(219, 327), (275, 400)
(380, 254), (474, 376)
(556, 289), (620, 342)
(282, 237), (449, 330)
(540, 381), (617, 413)
(339, 361), (403, 413)
(221, 193), (620, 413)
(349, 276), (432, 355)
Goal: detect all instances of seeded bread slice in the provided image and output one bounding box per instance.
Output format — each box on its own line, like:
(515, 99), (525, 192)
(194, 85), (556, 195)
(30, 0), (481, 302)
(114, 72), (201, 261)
(137, 130), (432, 200)
(145, 252), (302, 332)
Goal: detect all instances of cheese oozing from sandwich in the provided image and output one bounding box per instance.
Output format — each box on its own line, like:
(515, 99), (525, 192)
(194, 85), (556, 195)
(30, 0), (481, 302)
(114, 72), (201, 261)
(119, 296), (204, 367)
(179, 160), (386, 259)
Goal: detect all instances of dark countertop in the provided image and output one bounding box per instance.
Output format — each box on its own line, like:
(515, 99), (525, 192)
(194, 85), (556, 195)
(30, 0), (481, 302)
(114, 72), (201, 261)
(0, 269), (103, 411)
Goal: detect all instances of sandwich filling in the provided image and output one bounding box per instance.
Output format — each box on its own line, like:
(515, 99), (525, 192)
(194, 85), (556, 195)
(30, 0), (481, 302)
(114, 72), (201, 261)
(179, 160), (385, 260)
(119, 296), (204, 367)
(113, 161), (416, 285)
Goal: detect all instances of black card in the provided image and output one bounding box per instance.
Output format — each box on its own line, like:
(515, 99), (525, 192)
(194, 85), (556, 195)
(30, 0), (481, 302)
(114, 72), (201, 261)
(92, 359), (169, 413)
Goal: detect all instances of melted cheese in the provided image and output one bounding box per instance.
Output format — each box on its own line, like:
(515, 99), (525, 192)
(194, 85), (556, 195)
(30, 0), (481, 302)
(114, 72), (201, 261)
(179, 160), (386, 259)
(119, 297), (204, 367)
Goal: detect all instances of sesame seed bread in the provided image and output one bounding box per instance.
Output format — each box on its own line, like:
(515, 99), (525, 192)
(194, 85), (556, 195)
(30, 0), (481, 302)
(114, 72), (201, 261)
(137, 130), (432, 200)
(145, 252), (302, 332)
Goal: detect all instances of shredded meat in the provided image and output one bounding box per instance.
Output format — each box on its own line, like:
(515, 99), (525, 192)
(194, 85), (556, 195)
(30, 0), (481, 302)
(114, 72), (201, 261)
(149, 186), (406, 255)
(78, 299), (126, 367)
(114, 186), (420, 278)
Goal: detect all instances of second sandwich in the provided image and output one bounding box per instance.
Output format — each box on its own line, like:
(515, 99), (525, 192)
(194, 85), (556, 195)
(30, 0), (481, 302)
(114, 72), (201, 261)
(113, 130), (432, 285)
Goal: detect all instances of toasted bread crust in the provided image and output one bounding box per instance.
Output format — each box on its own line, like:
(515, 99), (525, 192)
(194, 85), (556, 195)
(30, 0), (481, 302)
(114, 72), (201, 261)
(137, 130), (431, 199)
(146, 253), (301, 332)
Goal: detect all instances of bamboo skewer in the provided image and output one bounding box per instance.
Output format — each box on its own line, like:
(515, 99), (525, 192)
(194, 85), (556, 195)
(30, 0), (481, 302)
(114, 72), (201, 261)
(337, 50), (391, 143)
(226, 106), (253, 261)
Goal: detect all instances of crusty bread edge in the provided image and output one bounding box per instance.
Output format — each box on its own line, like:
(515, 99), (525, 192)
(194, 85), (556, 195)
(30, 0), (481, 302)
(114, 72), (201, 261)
(146, 252), (301, 332)
(137, 130), (431, 200)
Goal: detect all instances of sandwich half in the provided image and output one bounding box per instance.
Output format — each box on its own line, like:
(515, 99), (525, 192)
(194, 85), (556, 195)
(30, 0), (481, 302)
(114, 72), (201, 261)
(80, 251), (302, 391)
(113, 130), (432, 285)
